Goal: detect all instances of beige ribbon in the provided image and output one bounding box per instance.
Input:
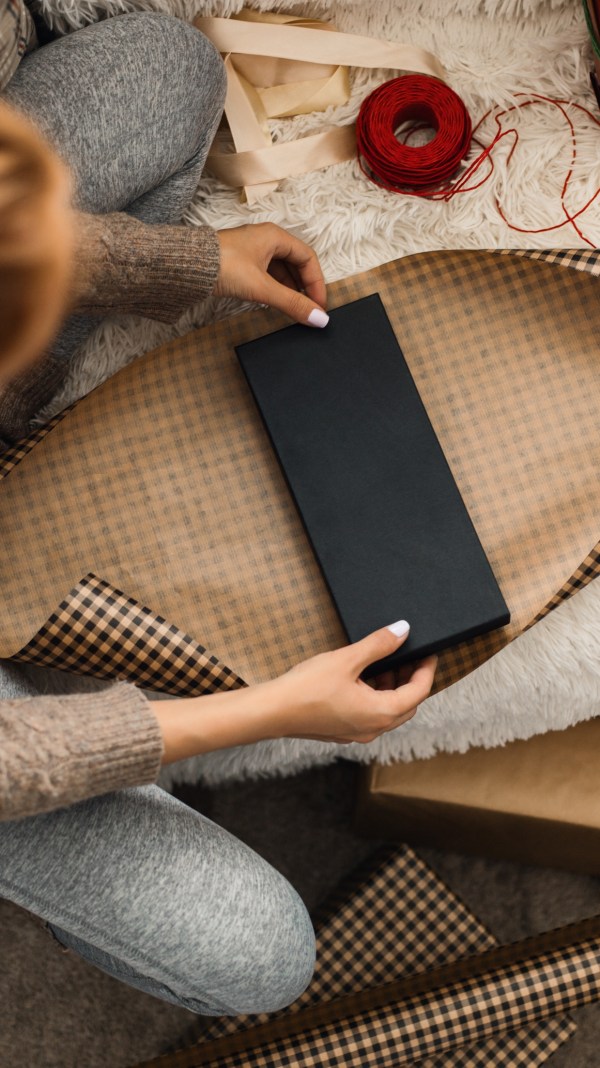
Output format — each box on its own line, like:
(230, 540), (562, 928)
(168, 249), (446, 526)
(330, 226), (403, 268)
(195, 10), (445, 203)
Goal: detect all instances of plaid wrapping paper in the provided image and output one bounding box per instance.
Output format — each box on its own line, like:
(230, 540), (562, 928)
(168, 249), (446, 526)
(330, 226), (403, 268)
(0, 405), (73, 480)
(13, 573), (242, 695)
(136, 846), (576, 1068)
(504, 247), (600, 274)
(168, 939), (595, 1068)
(0, 249), (599, 694)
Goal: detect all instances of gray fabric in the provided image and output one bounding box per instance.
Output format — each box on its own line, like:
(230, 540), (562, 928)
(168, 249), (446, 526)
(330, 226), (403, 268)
(0, 11), (226, 441)
(4, 12), (226, 218)
(0, 661), (39, 700)
(0, 661), (315, 1017)
(0, 16), (316, 1015)
(0, 780), (315, 1015)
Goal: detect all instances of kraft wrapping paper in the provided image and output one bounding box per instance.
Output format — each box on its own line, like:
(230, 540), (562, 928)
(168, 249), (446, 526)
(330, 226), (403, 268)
(358, 718), (600, 874)
(0, 249), (599, 695)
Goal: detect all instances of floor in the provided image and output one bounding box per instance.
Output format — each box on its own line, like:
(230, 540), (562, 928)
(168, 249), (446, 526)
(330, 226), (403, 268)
(1, 760), (599, 1067)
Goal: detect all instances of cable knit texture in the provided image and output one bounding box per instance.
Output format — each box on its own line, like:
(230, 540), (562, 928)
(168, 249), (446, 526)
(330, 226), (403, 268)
(72, 211), (221, 323)
(0, 683), (163, 821)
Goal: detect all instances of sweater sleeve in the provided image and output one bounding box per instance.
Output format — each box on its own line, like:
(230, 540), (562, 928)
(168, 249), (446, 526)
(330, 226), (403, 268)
(0, 0), (36, 91)
(0, 684), (164, 821)
(71, 211), (221, 324)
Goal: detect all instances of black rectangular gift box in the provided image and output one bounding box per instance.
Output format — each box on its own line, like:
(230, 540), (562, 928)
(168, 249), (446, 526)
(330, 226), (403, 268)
(237, 294), (509, 676)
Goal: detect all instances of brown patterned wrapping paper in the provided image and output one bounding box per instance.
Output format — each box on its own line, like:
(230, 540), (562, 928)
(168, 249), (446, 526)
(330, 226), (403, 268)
(0, 249), (599, 693)
(179, 937), (598, 1068)
(13, 574), (241, 695)
(135, 847), (577, 1068)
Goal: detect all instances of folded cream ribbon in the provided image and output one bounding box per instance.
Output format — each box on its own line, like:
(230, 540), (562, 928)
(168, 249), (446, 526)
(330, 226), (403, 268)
(195, 10), (445, 203)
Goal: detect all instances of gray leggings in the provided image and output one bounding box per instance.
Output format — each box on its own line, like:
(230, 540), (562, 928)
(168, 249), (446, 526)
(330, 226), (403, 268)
(0, 15), (316, 1015)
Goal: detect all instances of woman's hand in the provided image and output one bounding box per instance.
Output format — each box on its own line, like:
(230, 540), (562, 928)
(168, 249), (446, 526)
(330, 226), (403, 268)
(214, 222), (329, 327)
(261, 621), (437, 744)
(155, 621), (437, 762)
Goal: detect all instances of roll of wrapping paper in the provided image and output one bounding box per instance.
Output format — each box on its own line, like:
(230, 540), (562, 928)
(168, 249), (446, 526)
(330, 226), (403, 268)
(143, 923), (600, 1068)
(134, 848), (577, 1068)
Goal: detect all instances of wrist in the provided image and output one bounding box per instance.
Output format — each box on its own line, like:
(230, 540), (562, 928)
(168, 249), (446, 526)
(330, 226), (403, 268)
(154, 680), (288, 764)
(71, 212), (221, 324)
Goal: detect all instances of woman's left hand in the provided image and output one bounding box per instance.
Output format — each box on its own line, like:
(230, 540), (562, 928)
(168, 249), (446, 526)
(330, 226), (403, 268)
(214, 223), (329, 327)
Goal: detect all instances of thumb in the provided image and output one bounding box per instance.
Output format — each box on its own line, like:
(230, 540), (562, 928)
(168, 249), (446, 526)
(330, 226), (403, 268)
(260, 274), (329, 328)
(349, 620), (410, 673)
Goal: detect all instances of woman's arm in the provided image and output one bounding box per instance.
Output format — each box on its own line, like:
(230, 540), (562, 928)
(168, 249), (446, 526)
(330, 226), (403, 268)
(154, 623), (436, 760)
(0, 684), (162, 822)
(0, 622), (436, 822)
(71, 215), (329, 327)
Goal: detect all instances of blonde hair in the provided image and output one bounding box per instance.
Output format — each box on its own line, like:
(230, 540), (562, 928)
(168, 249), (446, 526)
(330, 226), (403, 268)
(0, 101), (72, 377)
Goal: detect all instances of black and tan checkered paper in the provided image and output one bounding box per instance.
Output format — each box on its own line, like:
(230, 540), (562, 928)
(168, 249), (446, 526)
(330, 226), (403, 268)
(0, 249), (599, 693)
(179, 936), (594, 1068)
(14, 573), (242, 695)
(134, 847), (576, 1068)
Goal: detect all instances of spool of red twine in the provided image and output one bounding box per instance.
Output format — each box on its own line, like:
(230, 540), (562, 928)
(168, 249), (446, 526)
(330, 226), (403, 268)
(356, 75), (600, 246)
(356, 75), (472, 193)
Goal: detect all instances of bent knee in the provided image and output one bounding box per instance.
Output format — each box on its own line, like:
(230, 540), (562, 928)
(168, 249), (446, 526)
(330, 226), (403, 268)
(235, 887), (317, 1015)
(187, 882), (316, 1016)
(116, 12), (226, 112)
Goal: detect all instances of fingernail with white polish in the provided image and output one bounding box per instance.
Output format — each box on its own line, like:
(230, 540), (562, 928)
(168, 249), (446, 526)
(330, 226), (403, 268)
(387, 620), (410, 637)
(307, 308), (329, 328)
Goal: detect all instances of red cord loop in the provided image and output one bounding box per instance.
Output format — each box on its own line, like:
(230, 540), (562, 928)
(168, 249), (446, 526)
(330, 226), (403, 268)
(356, 75), (472, 193)
(356, 76), (600, 247)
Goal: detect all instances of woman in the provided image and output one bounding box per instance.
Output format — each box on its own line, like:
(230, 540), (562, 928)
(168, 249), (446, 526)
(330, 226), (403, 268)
(0, 9), (436, 1017)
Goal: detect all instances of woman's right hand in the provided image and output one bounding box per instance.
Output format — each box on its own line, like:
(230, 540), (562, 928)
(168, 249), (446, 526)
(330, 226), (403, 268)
(261, 621), (437, 744)
(155, 621), (437, 763)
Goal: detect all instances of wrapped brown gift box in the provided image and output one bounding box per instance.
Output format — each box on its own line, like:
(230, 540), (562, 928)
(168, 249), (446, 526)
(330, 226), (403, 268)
(356, 718), (600, 874)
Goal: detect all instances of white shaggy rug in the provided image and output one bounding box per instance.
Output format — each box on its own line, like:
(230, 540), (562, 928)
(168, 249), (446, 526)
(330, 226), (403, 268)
(27, 0), (600, 785)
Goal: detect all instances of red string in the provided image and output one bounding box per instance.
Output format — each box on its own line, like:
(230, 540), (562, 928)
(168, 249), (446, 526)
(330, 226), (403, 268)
(355, 75), (600, 248)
